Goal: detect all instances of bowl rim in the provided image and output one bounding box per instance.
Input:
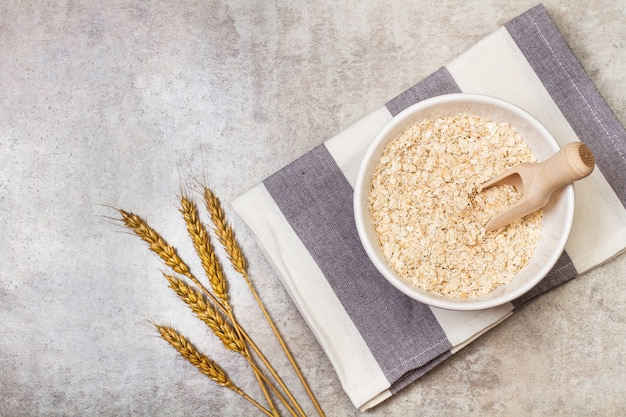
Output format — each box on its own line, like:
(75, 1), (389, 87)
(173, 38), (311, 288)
(353, 93), (575, 310)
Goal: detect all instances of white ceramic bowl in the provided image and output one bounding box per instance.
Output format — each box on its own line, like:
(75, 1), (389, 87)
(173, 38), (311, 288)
(353, 94), (574, 310)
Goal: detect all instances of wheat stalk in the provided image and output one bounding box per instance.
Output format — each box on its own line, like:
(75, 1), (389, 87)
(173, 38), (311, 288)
(177, 198), (291, 416)
(120, 210), (282, 415)
(203, 186), (325, 417)
(119, 198), (320, 417)
(163, 272), (298, 417)
(155, 324), (273, 417)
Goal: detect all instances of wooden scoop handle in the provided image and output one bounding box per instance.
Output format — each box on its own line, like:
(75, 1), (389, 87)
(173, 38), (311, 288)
(537, 142), (595, 195)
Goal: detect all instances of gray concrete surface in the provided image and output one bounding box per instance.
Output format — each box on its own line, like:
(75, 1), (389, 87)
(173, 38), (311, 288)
(1, 1), (624, 416)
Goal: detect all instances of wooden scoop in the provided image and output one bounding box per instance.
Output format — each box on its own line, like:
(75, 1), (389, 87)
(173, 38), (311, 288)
(479, 142), (595, 232)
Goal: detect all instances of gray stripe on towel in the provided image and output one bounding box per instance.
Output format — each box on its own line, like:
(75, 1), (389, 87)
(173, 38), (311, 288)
(385, 67), (461, 116)
(263, 144), (452, 383)
(506, 4), (626, 208)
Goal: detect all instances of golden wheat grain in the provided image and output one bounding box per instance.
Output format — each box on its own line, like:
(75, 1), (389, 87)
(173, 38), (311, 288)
(119, 209), (216, 301)
(118, 210), (193, 278)
(156, 325), (274, 417)
(156, 325), (238, 390)
(163, 273), (291, 416)
(162, 272), (245, 354)
(179, 196), (230, 309)
(202, 187), (247, 275)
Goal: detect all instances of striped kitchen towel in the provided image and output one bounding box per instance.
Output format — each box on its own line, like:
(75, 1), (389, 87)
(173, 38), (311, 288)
(232, 4), (626, 411)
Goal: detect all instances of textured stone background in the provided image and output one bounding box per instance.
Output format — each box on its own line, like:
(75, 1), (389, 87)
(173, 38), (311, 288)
(1, 1), (624, 416)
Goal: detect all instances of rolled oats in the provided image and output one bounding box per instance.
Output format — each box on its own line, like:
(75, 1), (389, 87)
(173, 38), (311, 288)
(368, 114), (542, 298)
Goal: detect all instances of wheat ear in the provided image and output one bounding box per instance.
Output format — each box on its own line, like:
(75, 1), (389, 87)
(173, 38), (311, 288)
(119, 210), (193, 277)
(162, 272), (244, 353)
(202, 187), (247, 275)
(164, 272), (298, 417)
(118, 210), (212, 293)
(179, 196), (230, 309)
(203, 186), (324, 417)
(155, 325), (273, 417)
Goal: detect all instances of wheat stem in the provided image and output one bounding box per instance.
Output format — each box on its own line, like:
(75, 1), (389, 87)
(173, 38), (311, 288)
(179, 196), (287, 410)
(204, 186), (323, 417)
(163, 273), (295, 417)
(120, 207), (308, 416)
(163, 273), (288, 415)
(155, 325), (273, 417)
(119, 210), (281, 415)
(179, 197), (303, 416)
